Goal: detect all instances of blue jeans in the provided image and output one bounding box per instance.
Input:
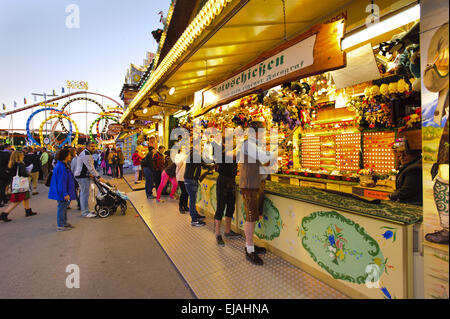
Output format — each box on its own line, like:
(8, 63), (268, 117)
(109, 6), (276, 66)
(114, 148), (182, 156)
(184, 179), (199, 222)
(57, 200), (70, 227)
(143, 167), (154, 198)
(76, 178), (91, 215)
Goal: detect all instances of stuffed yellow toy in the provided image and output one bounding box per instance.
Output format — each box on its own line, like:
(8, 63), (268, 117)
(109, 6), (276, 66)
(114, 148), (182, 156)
(389, 82), (398, 94)
(380, 83), (389, 96)
(397, 79), (409, 93)
(370, 85), (380, 96)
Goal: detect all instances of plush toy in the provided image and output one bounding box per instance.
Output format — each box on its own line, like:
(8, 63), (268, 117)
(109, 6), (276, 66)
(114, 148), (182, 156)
(370, 85), (380, 96)
(397, 78), (409, 93)
(388, 82), (398, 94)
(380, 83), (390, 96)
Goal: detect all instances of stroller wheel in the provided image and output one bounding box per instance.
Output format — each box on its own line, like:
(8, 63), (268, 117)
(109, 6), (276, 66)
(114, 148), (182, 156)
(94, 204), (100, 213)
(98, 208), (110, 218)
(120, 203), (127, 215)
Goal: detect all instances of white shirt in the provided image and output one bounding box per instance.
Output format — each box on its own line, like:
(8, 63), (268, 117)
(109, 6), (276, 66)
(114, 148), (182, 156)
(175, 152), (188, 182)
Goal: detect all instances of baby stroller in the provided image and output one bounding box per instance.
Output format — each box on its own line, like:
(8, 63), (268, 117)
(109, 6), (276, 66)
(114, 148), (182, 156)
(93, 178), (128, 218)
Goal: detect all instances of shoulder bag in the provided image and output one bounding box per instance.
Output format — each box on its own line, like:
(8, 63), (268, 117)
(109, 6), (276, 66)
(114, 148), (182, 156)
(11, 166), (30, 193)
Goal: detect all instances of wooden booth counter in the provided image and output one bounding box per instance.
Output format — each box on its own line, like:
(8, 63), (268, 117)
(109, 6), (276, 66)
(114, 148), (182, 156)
(191, 173), (422, 299)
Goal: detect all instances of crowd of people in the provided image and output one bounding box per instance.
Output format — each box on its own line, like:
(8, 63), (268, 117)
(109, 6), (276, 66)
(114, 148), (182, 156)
(0, 144), (52, 219)
(132, 121), (281, 265)
(0, 142), (107, 231)
(1, 128), (280, 266)
(1, 119), (425, 265)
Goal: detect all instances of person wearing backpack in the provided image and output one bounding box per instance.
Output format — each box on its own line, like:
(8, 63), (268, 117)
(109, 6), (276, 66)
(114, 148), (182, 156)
(1, 150), (37, 222)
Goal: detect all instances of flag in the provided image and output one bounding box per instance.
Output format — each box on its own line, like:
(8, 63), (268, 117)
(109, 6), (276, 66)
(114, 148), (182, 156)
(43, 93), (46, 100)
(24, 98), (27, 104)
(2, 104), (5, 110)
(62, 87), (65, 94)
(14, 101), (17, 108)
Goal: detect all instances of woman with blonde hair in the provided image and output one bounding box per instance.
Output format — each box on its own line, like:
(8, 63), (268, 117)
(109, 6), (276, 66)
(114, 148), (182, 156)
(1, 150), (37, 222)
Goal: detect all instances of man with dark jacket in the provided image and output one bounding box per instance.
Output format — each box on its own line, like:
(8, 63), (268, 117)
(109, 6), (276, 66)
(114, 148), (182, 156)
(141, 146), (156, 199)
(24, 147), (42, 195)
(0, 144), (12, 207)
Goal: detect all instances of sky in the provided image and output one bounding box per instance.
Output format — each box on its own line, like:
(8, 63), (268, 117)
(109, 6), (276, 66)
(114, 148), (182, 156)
(0, 0), (171, 134)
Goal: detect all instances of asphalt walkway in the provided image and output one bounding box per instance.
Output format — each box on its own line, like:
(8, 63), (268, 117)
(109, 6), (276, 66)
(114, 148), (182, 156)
(0, 174), (194, 299)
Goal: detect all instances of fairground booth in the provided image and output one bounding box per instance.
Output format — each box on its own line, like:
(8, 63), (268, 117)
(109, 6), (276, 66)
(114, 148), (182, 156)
(120, 0), (449, 299)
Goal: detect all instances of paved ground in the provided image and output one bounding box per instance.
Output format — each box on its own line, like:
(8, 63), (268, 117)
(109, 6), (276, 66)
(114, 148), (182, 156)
(0, 172), (195, 299)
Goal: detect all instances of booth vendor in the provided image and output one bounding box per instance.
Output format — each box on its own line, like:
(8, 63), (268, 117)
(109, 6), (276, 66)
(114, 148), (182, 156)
(389, 137), (423, 205)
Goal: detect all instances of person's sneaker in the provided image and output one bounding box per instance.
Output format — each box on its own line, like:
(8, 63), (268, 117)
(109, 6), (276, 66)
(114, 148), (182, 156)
(84, 213), (97, 218)
(67, 206), (72, 210)
(147, 195), (155, 199)
(179, 208), (186, 214)
(425, 229), (449, 244)
(245, 248), (263, 265)
(224, 230), (241, 238)
(191, 220), (206, 227)
(57, 227), (72, 232)
(255, 245), (267, 254)
(216, 235), (225, 246)
(156, 199), (165, 203)
(64, 223), (75, 229)
(197, 214), (205, 219)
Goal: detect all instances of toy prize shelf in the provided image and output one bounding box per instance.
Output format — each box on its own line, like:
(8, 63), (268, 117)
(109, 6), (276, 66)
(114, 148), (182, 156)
(363, 131), (396, 173)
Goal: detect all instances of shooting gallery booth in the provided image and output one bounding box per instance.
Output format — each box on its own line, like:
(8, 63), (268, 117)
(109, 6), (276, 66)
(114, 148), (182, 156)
(120, 0), (449, 299)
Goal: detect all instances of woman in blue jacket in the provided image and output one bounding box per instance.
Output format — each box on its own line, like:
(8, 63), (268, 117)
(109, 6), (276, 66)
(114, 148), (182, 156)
(48, 148), (77, 231)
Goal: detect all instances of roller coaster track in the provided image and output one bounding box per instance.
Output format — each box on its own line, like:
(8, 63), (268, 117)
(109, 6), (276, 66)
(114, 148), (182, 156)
(3, 91), (123, 116)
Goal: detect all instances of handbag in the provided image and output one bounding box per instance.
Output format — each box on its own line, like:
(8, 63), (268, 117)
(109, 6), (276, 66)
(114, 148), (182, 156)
(11, 166), (30, 193)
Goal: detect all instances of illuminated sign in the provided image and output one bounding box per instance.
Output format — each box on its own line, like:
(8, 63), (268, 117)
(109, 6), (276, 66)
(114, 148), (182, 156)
(39, 102), (59, 108)
(66, 80), (89, 90)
